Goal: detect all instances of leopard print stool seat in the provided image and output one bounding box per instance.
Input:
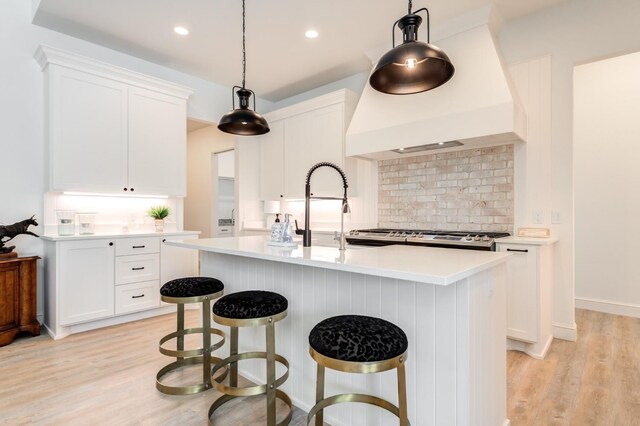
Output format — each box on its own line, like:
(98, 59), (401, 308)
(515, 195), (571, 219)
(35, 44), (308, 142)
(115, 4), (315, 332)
(209, 290), (292, 425)
(156, 276), (226, 396)
(307, 315), (410, 426)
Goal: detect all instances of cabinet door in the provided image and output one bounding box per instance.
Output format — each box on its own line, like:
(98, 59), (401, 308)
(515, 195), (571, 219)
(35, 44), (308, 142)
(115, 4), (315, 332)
(50, 67), (128, 193)
(284, 104), (344, 199)
(59, 239), (115, 325)
(128, 87), (187, 196)
(160, 236), (198, 284)
(498, 244), (538, 342)
(259, 119), (285, 200)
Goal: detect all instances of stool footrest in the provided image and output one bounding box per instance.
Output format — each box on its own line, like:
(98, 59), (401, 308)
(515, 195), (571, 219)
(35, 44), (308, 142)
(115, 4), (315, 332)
(307, 393), (410, 425)
(159, 327), (225, 358)
(208, 389), (292, 426)
(155, 356), (228, 396)
(211, 351), (289, 397)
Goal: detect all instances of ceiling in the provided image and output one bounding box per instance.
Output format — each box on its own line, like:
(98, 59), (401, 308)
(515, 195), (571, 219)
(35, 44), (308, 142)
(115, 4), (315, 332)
(33, 0), (566, 102)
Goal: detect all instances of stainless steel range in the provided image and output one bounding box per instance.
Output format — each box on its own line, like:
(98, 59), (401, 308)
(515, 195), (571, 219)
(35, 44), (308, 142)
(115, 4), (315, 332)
(346, 229), (510, 251)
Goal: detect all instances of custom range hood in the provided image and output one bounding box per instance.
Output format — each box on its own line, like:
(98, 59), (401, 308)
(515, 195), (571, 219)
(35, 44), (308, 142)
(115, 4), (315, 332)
(347, 11), (526, 160)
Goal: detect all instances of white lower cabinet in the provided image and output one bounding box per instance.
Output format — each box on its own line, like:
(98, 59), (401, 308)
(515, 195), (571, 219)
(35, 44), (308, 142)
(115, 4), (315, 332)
(45, 232), (198, 339)
(59, 239), (115, 326)
(497, 240), (555, 359)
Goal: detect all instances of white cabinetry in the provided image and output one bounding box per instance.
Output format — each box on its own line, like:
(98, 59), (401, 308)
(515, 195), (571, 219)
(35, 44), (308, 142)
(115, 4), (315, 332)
(497, 239), (556, 359)
(59, 239), (115, 325)
(35, 45), (192, 197)
(44, 232), (199, 339)
(257, 89), (357, 201)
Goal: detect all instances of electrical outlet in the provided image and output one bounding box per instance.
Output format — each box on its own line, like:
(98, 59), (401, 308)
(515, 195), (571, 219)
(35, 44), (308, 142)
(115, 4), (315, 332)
(552, 211), (561, 224)
(533, 211), (543, 224)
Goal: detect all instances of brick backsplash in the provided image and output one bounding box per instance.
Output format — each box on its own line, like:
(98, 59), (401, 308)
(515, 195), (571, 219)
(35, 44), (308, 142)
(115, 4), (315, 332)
(378, 145), (514, 233)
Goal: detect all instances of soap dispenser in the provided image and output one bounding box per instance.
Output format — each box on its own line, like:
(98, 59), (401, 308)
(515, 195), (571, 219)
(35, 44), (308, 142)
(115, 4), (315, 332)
(271, 214), (283, 242)
(282, 214), (293, 243)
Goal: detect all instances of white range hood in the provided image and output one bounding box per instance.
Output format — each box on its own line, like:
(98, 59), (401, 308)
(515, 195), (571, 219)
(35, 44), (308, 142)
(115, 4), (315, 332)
(347, 21), (526, 160)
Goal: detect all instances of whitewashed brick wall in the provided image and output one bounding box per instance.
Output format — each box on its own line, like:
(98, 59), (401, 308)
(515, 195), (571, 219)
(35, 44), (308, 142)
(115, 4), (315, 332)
(378, 145), (514, 233)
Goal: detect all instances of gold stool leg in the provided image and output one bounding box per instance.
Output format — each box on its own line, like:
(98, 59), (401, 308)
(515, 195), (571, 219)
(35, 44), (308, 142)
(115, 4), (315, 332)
(230, 326), (238, 387)
(202, 297), (212, 388)
(177, 303), (185, 362)
(266, 321), (277, 426)
(315, 364), (325, 426)
(397, 360), (409, 426)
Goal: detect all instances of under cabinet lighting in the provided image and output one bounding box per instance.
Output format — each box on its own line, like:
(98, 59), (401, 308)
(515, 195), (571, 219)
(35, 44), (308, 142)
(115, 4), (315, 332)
(63, 192), (169, 199)
(174, 26), (189, 36)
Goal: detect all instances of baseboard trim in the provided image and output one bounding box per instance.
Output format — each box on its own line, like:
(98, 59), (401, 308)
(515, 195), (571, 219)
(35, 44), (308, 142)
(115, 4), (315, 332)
(507, 334), (553, 359)
(552, 322), (577, 341)
(576, 297), (640, 319)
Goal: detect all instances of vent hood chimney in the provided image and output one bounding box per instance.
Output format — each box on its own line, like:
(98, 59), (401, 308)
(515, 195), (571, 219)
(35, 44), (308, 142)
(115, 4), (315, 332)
(347, 12), (526, 160)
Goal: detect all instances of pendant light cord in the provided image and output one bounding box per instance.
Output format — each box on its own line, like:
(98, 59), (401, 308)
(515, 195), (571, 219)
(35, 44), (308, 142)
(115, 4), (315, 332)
(242, 0), (246, 89)
(408, 0), (412, 14)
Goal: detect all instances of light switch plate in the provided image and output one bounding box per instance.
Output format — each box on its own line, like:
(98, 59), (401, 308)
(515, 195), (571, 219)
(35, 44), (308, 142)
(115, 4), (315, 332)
(552, 211), (561, 224)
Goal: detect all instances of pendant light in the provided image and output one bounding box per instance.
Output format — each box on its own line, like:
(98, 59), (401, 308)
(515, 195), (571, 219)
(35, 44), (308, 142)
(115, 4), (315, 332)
(218, 0), (269, 135)
(370, 0), (455, 95)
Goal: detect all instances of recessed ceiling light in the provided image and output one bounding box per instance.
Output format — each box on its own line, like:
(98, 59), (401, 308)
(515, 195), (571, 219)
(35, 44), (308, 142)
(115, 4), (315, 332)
(174, 26), (189, 36)
(305, 30), (319, 39)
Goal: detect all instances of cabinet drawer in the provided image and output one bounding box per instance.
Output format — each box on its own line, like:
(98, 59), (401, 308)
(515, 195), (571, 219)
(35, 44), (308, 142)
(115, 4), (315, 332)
(115, 280), (160, 315)
(115, 237), (160, 256)
(115, 254), (159, 285)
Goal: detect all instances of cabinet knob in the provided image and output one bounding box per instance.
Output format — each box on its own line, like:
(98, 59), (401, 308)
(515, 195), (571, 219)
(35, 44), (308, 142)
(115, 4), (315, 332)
(280, 195), (283, 198)
(109, 242), (114, 246)
(162, 239), (166, 243)
(130, 188), (135, 192)
(123, 188), (128, 191)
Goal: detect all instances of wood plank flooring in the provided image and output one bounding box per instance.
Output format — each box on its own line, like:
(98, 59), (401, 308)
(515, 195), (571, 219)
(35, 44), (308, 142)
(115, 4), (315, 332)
(1, 308), (638, 425)
(507, 309), (640, 425)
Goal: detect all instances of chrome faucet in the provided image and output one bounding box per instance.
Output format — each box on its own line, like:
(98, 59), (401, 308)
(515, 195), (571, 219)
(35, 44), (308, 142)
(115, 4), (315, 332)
(303, 162), (350, 250)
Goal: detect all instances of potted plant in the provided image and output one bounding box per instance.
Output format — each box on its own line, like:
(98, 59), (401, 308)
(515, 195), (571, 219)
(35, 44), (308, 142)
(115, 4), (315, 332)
(147, 206), (170, 232)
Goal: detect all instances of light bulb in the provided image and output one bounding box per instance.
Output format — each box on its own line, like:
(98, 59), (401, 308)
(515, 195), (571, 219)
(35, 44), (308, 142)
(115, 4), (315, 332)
(174, 26), (189, 36)
(406, 58), (417, 69)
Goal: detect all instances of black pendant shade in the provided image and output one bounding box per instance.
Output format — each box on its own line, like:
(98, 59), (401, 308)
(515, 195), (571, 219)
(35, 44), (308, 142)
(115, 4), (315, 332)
(370, 6), (454, 95)
(217, 0), (269, 136)
(218, 88), (270, 136)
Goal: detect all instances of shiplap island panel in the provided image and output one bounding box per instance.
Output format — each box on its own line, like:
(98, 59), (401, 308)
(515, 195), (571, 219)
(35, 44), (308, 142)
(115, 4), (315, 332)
(167, 236), (510, 426)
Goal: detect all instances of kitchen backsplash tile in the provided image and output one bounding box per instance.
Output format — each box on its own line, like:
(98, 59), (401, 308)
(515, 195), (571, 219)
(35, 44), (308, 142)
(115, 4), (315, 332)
(378, 145), (514, 233)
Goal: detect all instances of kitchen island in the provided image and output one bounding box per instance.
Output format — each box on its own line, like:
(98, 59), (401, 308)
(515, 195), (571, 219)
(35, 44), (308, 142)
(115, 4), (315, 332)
(167, 236), (510, 426)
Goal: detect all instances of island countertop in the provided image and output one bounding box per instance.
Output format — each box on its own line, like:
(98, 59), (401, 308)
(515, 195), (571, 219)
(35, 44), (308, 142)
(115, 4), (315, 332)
(167, 236), (511, 286)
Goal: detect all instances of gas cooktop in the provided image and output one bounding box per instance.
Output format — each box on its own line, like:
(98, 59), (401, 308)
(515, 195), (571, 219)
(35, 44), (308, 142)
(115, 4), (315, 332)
(345, 228), (511, 251)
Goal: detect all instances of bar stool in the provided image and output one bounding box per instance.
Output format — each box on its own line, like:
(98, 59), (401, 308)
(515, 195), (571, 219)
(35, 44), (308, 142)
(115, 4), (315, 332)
(209, 290), (292, 426)
(307, 315), (409, 425)
(156, 277), (226, 395)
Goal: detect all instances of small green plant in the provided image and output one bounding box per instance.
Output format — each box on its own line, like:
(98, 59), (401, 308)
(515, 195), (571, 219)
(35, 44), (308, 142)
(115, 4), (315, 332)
(147, 205), (170, 220)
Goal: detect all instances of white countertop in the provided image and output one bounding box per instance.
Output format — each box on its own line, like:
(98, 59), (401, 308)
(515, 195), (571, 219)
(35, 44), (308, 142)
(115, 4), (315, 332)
(167, 236), (511, 286)
(41, 230), (201, 242)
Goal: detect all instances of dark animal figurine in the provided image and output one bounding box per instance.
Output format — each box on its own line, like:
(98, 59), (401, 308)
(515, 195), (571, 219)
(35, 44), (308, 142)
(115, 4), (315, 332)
(0, 216), (39, 254)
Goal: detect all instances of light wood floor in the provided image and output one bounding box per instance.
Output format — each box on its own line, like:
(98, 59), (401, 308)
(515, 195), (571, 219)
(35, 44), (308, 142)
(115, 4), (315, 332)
(1, 309), (638, 425)
(507, 309), (640, 425)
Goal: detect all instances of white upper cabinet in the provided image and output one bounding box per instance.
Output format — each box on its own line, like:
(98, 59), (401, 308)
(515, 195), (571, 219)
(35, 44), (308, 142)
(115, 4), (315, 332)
(258, 89), (357, 201)
(50, 67), (129, 193)
(259, 119), (285, 200)
(128, 87), (187, 196)
(36, 46), (192, 197)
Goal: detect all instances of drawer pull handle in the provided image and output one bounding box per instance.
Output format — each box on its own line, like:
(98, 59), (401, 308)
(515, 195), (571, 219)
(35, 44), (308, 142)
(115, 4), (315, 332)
(131, 294), (145, 299)
(132, 245), (146, 249)
(507, 248), (529, 253)
(132, 267), (145, 271)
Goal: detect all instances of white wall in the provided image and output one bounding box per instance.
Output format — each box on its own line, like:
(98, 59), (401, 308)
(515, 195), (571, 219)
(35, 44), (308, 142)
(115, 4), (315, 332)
(0, 0), (270, 320)
(185, 126), (235, 238)
(574, 52), (640, 318)
(498, 0), (640, 339)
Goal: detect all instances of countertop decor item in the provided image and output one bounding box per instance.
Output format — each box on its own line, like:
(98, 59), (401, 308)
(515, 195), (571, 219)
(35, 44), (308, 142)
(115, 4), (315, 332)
(370, 0), (455, 95)
(217, 0), (269, 136)
(147, 205), (170, 232)
(0, 216), (39, 258)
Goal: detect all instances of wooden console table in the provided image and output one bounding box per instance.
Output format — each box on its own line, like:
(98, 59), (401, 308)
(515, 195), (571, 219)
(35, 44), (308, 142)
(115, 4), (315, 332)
(0, 256), (41, 346)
